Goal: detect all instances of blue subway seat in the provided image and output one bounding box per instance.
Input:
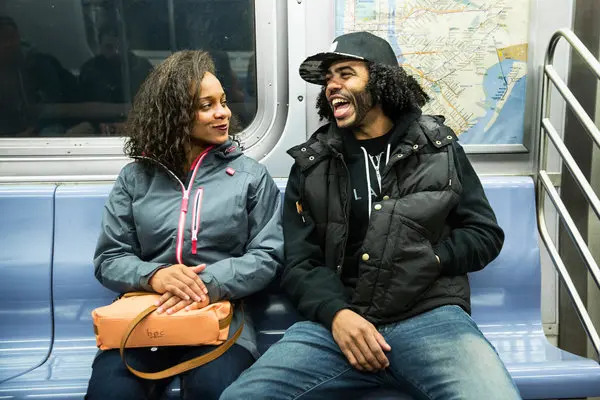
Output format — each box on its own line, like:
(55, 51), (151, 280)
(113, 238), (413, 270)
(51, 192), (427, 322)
(0, 176), (599, 399)
(0, 185), (55, 385)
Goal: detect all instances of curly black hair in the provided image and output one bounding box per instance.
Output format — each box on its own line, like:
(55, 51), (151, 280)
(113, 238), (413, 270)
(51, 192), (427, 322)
(124, 50), (232, 178)
(316, 61), (430, 122)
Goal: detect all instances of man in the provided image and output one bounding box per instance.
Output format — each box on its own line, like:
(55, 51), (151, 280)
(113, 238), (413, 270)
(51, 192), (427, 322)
(221, 32), (520, 399)
(79, 24), (153, 103)
(0, 16), (78, 136)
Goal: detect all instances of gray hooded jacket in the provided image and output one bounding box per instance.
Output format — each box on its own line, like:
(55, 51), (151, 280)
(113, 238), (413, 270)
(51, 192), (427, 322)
(93, 141), (284, 357)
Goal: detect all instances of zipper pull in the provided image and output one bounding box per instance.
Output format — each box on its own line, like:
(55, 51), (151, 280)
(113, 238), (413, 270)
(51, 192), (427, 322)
(296, 201), (306, 223)
(190, 188), (203, 255)
(181, 196), (189, 213)
(191, 228), (198, 254)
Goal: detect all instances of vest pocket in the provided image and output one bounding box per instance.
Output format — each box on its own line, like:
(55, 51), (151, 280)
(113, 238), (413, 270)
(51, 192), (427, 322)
(388, 218), (440, 314)
(352, 213), (441, 321)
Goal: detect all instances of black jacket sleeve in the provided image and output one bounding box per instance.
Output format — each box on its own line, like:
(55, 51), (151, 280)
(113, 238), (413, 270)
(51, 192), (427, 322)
(433, 142), (505, 275)
(280, 163), (349, 329)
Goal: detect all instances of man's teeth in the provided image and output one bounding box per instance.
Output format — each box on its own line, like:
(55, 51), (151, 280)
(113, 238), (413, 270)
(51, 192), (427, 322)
(331, 98), (348, 107)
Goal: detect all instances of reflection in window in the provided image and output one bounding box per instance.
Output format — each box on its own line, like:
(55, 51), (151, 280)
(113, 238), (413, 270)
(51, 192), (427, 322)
(0, 0), (256, 138)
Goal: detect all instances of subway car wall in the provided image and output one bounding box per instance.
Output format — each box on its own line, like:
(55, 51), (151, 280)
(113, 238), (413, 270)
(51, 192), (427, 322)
(1, 1), (600, 400)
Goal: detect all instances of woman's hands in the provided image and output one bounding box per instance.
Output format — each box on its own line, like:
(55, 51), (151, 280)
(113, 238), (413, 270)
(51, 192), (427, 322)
(149, 264), (210, 314)
(155, 291), (210, 314)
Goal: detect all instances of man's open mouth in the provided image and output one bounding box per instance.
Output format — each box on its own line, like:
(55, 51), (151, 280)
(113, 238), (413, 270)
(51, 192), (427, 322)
(331, 97), (352, 119)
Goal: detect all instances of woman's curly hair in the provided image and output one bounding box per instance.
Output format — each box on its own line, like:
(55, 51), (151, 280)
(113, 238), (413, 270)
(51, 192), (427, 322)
(316, 61), (430, 122)
(124, 50), (218, 178)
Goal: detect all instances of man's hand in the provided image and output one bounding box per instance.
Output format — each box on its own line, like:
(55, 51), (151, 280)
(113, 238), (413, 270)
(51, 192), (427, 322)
(331, 309), (391, 372)
(149, 264), (208, 304)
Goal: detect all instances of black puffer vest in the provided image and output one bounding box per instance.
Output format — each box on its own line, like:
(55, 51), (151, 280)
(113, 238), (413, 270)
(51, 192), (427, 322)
(288, 115), (471, 325)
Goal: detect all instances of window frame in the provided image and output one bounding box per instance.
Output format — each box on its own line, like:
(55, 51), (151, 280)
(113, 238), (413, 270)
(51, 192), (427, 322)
(0, 0), (288, 182)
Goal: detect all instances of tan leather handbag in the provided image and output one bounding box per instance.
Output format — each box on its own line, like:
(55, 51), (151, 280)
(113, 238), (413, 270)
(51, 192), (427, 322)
(92, 292), (243, 379)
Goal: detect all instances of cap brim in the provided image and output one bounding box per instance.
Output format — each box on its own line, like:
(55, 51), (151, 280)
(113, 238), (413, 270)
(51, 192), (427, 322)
(299, 52), (365, 85)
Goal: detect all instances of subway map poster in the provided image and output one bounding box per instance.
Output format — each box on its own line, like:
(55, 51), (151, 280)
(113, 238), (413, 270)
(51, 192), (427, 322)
(335, 0), (530, 145)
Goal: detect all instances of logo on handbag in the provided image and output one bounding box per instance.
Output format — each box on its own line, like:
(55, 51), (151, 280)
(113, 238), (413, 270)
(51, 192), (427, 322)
(146, 329), (165, 339)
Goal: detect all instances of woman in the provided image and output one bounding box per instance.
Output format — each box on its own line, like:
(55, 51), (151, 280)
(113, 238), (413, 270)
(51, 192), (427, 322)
(86, 50), (283, 400)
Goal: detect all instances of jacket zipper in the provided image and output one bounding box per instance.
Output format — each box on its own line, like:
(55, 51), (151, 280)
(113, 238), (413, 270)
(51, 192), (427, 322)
(174, 147), (214, 264)
(132, 156), (187, 262)
(335, 152), (352, 277)
(133, 149), (214, 264)
(191, 187), (204, 255)
(359, 147), (374, 219)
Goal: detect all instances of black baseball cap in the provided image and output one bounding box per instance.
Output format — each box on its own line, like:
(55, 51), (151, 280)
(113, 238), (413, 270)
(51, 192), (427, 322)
(299, 31), (398, 85)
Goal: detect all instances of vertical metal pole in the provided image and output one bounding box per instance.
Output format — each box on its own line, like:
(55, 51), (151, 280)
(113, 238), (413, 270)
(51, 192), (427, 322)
(558, 0), (600, 358)
(167, 0), (177, 52)
(115, 0), (131, 104)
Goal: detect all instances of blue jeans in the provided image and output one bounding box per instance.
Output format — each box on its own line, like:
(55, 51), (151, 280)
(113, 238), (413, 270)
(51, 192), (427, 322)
(86, 344), (253, 400)
(220, 305), (521, 400)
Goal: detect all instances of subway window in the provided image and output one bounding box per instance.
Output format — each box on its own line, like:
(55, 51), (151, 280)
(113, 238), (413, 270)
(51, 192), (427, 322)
(0, 0), (257, 138)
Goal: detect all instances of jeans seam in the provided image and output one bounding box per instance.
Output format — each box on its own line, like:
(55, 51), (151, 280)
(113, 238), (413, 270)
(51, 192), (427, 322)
(291, 367), (354, 400)
(386, 365), (433, 400)
(377, 327), (434, 400)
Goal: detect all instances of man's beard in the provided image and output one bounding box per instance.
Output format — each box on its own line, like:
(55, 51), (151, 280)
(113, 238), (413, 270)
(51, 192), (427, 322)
(330, 87), (373, 130)
(346, 88), (373, 130)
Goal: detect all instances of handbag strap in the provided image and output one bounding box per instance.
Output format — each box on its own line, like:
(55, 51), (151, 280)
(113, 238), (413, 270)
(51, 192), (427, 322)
(118, 299), (243, 380)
